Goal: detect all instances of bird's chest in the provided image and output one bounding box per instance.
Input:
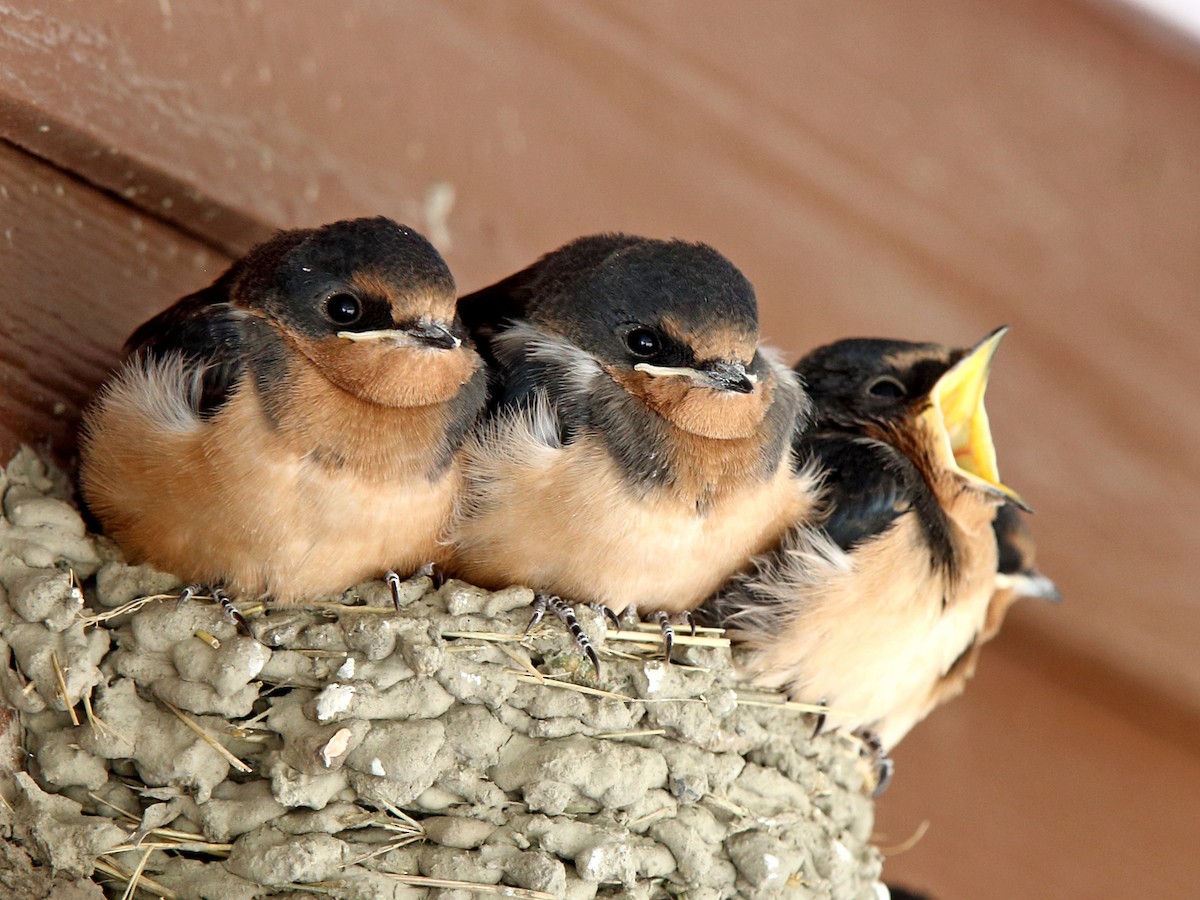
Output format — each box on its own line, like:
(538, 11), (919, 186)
(753, 514), (998, 747)
(265, 368), (455, 480)
(193, 389), (460, 598)
(455, 432), (813, 612)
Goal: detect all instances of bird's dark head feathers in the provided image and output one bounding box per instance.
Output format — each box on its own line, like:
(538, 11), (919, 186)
(460, 234), (794, 441)
(223, 217), (478, 409)
(795, 330), (1026, 510)
(230, 217), (461, 342)
(462, 233), (763, 370)
(794, 338), (961, 432)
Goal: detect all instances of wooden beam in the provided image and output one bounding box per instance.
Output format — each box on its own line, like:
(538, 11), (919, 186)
(0, 140), (231, 462)
(876, 644), (1200, 899)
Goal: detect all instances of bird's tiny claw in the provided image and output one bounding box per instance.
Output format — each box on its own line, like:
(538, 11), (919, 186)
(425, 562), (447, 590)
(581, 639), (601, 676)
(546, 595), (601, 678)
(811, 697), (829, 739)
(872, 755), (895, 798)
(386, 564), (444, 611)
(591, 603), (621, 630)
(213, 587), (253, 638)
(854, 728), (894, 797)
(526, 592), (549, 634)
(385, 570), (403, 610)
(655, 611), (675, 664)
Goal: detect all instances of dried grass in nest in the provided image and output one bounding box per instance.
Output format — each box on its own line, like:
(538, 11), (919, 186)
(63, 585), (863, 898)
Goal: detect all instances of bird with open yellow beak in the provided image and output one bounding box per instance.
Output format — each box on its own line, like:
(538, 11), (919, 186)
(702, 328), (1055, 794)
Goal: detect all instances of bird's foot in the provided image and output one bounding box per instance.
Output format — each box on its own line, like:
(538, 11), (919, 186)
(853, 728), (894, 797)
(176, 584), (203, 607)
(527, 593), (601, 677)
(811, 697), (830, 739)
(590, 602), (622, 630)
(178, 584), (252, 637)
(613, 605), (696, 663)
(649, 610), (696, 664)
(525, 592), (548, 633)
(385, 562), (446, 610)
(214, 586), (254, 637)
(415, 561), (447, 590)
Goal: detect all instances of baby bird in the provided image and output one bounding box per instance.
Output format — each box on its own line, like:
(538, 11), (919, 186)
(880, 500), (1062, 754)
(81, 217), (486, 603)
(450, 234), (817, 662)
(916, 501), (1062, 707)
(989, 499), (1061, 640)
(706, 329), (1050, 762)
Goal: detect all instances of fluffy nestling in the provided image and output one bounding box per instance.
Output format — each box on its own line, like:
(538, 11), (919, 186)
(81, 217), (486, 602)
(450, 234), (818, 650)
(705, 329), (1053, 758)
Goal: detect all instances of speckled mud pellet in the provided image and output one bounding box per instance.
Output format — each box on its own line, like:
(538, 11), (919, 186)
(192, 780), (288, 842)
(225, 826), (352, 885)
(93, 560), (181, 608)
(345, 719), (450, 807)
(7, 568), (82, 631)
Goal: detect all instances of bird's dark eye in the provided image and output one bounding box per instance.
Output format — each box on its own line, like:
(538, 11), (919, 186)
(867, 376), (906, 399)
(625, 327), (662, 358)
(324, 293), (362, 324)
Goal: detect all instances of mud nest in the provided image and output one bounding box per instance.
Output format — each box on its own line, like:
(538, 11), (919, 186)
(0, 448), (885, 899)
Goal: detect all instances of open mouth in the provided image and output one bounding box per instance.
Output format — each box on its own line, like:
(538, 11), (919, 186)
(922, 326), (1029, 510)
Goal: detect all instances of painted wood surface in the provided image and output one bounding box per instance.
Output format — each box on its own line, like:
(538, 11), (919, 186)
(0, 142), (230, 460)
(876, 638), (1200, 898)
(0, 2), (1196, 896)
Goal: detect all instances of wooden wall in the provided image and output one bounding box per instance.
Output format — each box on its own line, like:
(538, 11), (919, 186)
(2, 2), (1197, 896)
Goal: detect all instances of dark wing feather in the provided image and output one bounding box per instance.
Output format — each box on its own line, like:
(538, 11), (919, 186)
(457, 234), (643, 426)
(456, 271), (531, 372)
(457, 271), (547, 421)
(799, 434), (920, 553)
(993, 501), (1036, 576)
(484, 334), (591, 446)
(125, 275), (246, 418)
(992, 501), (1062, 601)
(458, 273), (588, 441)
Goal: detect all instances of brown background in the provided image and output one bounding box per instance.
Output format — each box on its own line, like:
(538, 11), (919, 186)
(1, 2), (1197, 897)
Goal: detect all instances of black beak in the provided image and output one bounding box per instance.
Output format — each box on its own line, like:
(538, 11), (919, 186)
(405, 321), (461, 350)
(704, 360), (755, 394)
